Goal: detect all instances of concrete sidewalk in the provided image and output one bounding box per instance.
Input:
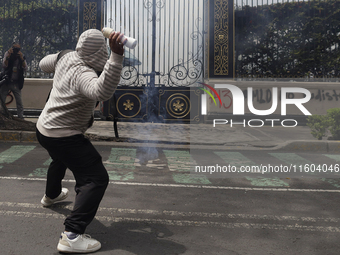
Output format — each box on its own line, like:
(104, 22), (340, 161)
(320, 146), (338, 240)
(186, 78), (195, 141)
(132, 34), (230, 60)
(85, 121), (340, 152)
(1, 118), (338, 152)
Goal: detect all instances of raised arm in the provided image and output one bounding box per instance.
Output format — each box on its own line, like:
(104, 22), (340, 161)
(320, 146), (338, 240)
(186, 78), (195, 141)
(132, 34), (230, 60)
(39, 53), (59, 73)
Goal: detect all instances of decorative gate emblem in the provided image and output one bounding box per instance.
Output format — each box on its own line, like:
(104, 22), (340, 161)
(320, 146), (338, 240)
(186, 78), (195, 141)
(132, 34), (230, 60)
(117, 93), (142, 118)
(166, 93), (191, 119)
(123, 99), (134, 111)
(173, 100), (185, 112)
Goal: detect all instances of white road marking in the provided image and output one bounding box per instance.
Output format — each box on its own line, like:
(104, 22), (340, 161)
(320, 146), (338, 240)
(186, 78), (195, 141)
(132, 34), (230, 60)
(1, 202), (339, 223)
(1, 176), (340, 193)
(0, 209), (339, 233)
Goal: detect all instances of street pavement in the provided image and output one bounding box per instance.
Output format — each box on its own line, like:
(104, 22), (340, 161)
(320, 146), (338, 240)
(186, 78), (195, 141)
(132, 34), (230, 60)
(1, 120), (340, 254)
(1, 140), (340, 254)
(1, 118), (339, 152)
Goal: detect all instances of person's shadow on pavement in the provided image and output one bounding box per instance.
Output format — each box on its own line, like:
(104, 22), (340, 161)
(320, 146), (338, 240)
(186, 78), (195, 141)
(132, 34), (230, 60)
(50, 204), (187, 255)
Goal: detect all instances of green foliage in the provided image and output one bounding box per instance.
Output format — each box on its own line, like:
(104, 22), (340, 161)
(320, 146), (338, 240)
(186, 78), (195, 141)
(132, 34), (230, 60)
(0, 0), (78, 77)
(327, 108), (340, 139)
(307, 108), (340, 140)
(306, 115), (330, 140)
(235, 0), (340, 79)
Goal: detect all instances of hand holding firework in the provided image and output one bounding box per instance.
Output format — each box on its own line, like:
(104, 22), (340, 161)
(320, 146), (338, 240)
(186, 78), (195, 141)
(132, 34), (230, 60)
(102, 27), (138, 49)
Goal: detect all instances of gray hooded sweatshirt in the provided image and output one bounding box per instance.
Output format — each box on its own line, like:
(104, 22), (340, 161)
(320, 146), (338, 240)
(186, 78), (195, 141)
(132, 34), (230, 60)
(37, 29), (123, 137)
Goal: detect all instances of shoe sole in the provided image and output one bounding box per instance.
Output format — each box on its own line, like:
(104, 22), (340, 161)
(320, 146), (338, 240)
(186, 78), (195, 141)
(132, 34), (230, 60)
(41, 194), (68, 207)
(57, 243), (101, 253)
(41, 198), (52, 207)
(41, 189), (69, 207)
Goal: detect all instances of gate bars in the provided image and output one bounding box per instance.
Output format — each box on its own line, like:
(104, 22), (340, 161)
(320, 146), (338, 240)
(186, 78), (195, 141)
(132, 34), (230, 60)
(104, 0), (206, 87)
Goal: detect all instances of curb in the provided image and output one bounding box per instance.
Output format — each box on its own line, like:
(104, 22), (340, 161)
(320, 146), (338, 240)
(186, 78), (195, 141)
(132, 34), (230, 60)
(274, 140), (340, 153)
(0, 130), (37, 143)
(1, 130), (340, 153)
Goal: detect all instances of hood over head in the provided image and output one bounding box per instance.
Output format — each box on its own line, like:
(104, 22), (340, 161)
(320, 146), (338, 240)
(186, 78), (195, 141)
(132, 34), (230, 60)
(76, 29), (108, 72)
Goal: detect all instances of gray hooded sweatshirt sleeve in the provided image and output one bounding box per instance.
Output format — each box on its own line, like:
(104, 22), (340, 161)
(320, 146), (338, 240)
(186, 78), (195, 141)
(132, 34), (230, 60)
(37, 29), (123, 137)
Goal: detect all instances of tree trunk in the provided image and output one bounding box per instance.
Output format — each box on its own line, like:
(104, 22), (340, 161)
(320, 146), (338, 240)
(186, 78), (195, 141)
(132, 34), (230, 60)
(0, 96), (35, 131)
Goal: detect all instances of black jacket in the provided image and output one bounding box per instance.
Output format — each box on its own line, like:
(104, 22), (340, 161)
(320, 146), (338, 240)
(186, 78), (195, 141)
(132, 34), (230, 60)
(5, 52), (25, 89)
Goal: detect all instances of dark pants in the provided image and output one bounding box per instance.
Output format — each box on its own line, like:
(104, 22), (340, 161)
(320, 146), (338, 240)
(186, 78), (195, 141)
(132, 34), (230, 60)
(0, 81), (24, 119)
(36, 129), (109, 234)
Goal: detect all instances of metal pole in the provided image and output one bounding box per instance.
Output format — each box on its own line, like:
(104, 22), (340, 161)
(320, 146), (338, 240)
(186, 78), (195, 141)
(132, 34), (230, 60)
(150, 0), (156, 87)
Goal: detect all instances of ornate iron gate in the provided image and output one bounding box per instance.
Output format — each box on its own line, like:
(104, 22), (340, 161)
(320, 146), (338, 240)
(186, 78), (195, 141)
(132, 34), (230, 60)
(102, 0), (206, 122)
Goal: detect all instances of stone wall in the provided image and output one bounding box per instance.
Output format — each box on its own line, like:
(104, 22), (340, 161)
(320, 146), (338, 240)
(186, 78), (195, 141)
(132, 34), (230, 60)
(6, 78), (52, 110)
(7, 79), (340, 122)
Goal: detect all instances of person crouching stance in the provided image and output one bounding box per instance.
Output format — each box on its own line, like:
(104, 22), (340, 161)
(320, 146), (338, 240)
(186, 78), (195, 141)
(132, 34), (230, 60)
(37, 29), (126, 254)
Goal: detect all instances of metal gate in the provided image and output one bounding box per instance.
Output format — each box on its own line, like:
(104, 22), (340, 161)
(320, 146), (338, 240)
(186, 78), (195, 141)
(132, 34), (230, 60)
(102, 0), (206, 122)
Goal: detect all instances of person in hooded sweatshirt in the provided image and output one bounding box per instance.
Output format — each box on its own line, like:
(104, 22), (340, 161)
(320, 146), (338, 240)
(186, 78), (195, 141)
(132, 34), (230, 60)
(37, 29), (126, 254)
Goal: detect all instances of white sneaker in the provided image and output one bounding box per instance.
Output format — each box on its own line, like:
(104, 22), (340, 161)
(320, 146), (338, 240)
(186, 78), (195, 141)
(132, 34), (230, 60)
(41, 188), (69, 207)
(57, 232), (101, 253)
